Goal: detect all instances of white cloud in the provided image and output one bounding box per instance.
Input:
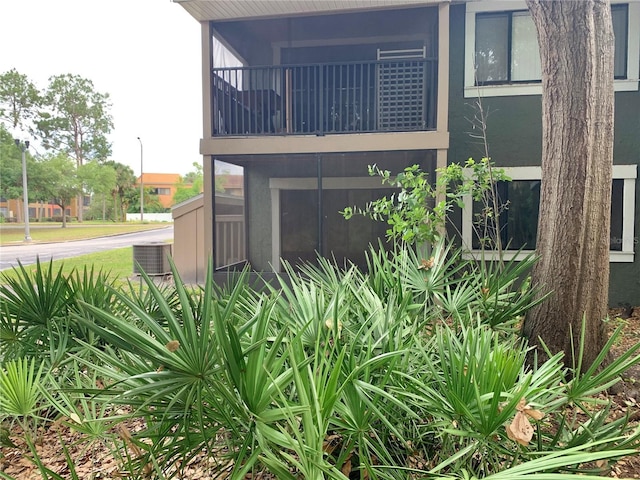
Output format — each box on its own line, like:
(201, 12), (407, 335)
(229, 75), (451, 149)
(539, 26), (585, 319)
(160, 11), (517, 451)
(0, 0), (202, 176)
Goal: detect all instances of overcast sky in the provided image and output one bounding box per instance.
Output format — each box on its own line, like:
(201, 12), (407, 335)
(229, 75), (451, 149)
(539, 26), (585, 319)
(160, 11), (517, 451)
(0, 0), (203, 176)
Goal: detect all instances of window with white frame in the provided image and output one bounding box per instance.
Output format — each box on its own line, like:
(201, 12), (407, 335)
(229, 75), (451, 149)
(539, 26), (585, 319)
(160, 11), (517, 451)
(465, 1), (640, 97)
(461, 165), (637, 262)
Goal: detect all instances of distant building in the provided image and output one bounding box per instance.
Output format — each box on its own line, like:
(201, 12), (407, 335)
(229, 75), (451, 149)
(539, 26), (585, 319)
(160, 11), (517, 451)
(1, 172), (191, 221)
(137, 173), (186, 208)
(0, 197), (78, 222)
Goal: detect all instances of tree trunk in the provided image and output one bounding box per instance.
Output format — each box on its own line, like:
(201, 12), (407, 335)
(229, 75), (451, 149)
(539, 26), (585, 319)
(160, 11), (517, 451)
(112, 193), (118, 222)
(77, 194), (83, 223)
(61, 204), (67, 228)
(76, 133), (84, 223)
(522, 0), (615, 370)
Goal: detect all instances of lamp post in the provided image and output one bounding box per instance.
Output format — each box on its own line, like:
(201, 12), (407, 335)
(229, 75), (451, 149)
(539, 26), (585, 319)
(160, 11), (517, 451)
(14, 139), (32, 242)
(137, 137), (144, 222)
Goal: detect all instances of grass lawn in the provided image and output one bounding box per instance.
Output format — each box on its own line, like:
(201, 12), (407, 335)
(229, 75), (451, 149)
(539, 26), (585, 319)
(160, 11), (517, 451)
(0, 222), (170, 246)
(0, 222), (172, 283)
(0, 247), (137, 283)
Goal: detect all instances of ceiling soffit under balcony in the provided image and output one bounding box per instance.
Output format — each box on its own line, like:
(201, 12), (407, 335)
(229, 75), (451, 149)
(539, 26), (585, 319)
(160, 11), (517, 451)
(174, 0), (443, 22)
(213, 6), (438, 59)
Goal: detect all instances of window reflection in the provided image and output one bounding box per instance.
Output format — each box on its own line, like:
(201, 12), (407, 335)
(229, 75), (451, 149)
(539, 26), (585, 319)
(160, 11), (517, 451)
(214, 160), (246, 268)
(471, 179), (625, 252)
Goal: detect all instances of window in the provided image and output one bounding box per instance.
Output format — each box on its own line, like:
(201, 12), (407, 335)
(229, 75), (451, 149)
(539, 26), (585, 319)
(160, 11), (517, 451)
(461, 165), (637, 262)
(471, 178), (540, 250)
(475, 11), (541, 84)
(465, 1), (640, 96)
(612, 4), (629, 78)
(149, 187), (171, 196)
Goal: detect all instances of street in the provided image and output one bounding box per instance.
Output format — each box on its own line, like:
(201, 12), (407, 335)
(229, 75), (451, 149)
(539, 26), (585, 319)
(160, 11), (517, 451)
(0, 226), (174, 271)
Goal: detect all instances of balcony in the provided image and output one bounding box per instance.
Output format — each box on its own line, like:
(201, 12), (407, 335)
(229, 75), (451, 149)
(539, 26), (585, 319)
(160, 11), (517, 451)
(212, 54), (437, 137)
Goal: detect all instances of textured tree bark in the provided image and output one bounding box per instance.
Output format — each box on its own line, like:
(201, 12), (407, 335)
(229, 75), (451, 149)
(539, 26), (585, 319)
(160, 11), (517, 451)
(522, 0), (615, 370)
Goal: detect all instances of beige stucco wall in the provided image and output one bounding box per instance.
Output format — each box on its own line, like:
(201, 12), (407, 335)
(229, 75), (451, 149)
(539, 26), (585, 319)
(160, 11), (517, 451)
(172, 194), (206, 284)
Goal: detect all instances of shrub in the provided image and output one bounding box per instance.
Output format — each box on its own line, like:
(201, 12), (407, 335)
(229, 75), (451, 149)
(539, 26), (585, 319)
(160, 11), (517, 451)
(0, 260), (118, 364)
(3, 252), (639, 478)
(61, 254), (640, 478)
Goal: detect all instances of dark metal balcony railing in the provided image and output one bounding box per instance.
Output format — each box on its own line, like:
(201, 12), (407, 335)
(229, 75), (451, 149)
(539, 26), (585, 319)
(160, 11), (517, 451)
(212, 58), (437, 137)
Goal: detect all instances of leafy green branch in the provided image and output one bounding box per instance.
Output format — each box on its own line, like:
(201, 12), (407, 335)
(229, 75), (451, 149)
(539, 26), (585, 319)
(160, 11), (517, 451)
(342, 157), (511, 247)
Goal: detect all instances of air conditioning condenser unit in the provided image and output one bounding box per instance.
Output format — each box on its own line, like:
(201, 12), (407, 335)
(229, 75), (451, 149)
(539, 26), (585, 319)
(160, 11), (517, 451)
(133, 242), (172, 275)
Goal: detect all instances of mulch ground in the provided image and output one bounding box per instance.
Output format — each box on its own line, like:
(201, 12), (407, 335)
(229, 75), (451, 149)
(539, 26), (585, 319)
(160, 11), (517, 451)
(605, 305), (640, 478)
(1, 308), (640, 479)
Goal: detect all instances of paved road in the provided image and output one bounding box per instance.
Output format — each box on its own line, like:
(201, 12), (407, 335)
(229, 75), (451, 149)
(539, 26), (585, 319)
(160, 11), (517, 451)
(0, 226), (174, 271)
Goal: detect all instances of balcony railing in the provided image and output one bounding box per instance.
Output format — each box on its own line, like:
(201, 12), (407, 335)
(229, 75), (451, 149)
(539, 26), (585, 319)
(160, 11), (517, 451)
(212, 58), (437, 137)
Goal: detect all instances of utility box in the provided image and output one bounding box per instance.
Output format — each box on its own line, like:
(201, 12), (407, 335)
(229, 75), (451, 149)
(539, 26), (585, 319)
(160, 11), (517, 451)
(133, 242), (172, 275)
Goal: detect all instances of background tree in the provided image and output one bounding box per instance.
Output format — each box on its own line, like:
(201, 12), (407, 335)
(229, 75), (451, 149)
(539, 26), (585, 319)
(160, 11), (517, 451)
(0, 69), (41, 134)
(0, 125), (23, 206)
(182, 162), (202, 184)
(0, 71), (40, 222)
(522, 0), (615, 370)
(0, 124), (47, 223)
(37, 74), (113, 222)
(173, 162), (204, 205)
(127, 187), (165, 214)
(27, 156), (58, 222)
(38, 154), (82, 228)
(104, 161), (136, 222)
(79, 160), (117, 221)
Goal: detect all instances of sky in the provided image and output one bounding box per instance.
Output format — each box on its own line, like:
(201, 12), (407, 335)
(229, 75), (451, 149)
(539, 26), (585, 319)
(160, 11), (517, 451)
(0, 0), (203, 176)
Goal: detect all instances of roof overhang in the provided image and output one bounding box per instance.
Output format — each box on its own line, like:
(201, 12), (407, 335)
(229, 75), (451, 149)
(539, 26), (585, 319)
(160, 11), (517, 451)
(173, 0), (447, 22)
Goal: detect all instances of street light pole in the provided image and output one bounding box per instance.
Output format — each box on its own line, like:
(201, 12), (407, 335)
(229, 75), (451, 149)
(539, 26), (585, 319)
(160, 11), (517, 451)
(137, 137), (144, 222)
(14, 139), (32, 242)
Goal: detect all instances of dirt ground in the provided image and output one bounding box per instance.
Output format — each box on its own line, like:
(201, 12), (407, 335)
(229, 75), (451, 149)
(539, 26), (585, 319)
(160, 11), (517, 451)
(605, 305), (640, 478)
(1, 308), (639, 479)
